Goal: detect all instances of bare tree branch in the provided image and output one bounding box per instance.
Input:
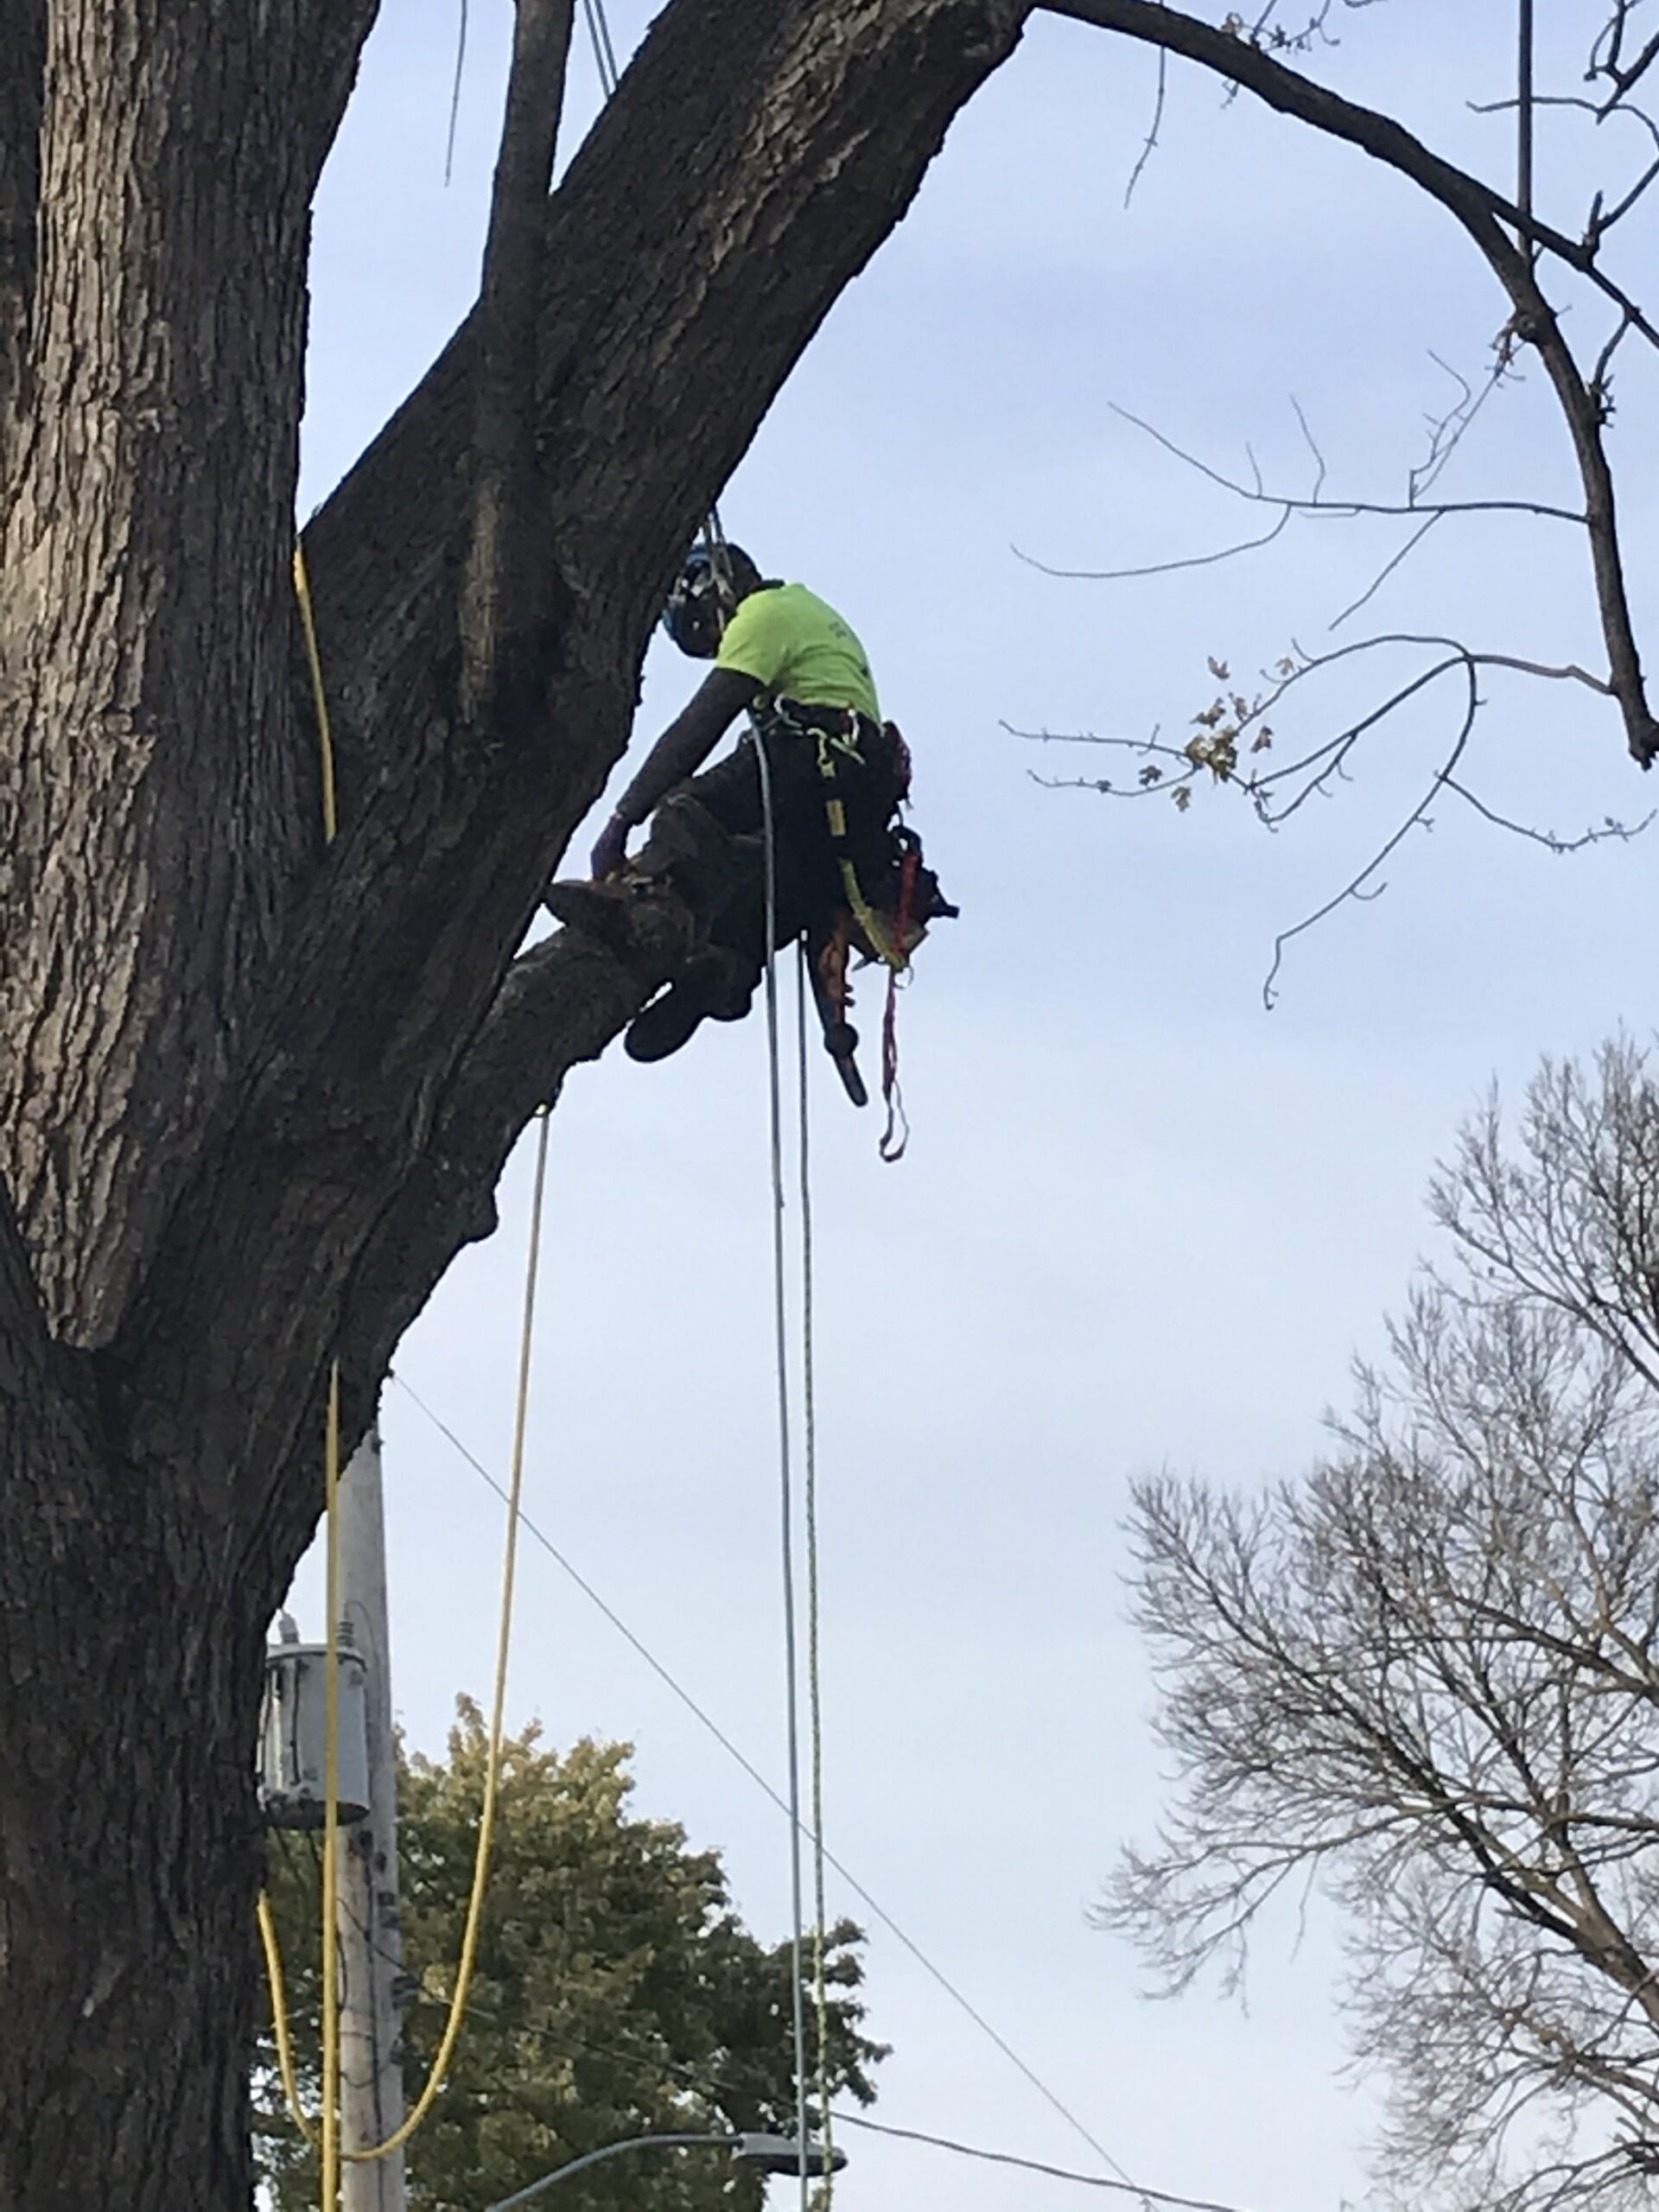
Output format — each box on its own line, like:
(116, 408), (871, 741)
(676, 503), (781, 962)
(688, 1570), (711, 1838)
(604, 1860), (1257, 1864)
(1040, 0), (1659, 766)
(460, 0), (576, 724)
(1106, 398), (1586, 525)
(1123, 41), (1167, 207)
(1441, 778), (1655, 855)
(1260, 652), (1478, 1007)
(1107, 1063), (1659, 2203)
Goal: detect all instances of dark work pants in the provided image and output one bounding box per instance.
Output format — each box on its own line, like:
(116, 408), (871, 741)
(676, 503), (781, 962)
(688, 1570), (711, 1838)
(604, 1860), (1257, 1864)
(675, 715), (907, 1000)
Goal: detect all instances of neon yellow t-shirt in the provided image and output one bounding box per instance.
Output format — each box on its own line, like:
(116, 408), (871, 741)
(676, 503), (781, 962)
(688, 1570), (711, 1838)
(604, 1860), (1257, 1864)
(715, 583), (880, 722)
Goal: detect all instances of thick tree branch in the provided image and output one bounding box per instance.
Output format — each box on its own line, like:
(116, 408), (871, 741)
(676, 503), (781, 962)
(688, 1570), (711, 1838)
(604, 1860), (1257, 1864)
(461, 0), (576, 721)
(1042, 0), (1659, 766)
(114, 0), (1028, 1526)
(340, 921), (680, 1414)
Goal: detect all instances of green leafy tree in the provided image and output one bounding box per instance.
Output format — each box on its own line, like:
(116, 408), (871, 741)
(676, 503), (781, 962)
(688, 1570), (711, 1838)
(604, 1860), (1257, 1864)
(256, 1702), (883, 2212)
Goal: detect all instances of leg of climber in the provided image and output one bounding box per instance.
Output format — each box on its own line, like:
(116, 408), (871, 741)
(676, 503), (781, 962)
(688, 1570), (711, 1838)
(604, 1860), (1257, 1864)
(622, 736), (823, 1064)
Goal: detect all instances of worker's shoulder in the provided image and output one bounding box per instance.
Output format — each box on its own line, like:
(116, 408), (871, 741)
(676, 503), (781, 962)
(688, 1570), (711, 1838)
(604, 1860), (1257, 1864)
(755, 581), (856, 638)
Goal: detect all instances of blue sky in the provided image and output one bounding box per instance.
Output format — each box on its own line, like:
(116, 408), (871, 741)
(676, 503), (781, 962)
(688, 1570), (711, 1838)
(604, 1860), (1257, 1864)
(289, 5), (1659, 2209)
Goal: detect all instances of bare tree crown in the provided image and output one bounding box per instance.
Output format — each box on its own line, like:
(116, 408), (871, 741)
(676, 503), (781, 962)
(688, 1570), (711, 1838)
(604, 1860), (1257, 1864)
(1109, 1039), (1659, 2212)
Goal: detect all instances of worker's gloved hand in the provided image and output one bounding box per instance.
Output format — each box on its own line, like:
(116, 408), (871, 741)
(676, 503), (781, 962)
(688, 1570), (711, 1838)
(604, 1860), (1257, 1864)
(590, 813), (632, 880)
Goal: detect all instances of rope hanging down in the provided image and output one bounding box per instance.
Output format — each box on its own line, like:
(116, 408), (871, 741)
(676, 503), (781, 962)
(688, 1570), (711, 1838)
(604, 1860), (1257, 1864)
(261, 540), (555, 2202)
(260, 1107), (552, 2188)
(796, 950), (836, 2192)
(753, 730), (813, 2212)
(754, 727), (836, 2209)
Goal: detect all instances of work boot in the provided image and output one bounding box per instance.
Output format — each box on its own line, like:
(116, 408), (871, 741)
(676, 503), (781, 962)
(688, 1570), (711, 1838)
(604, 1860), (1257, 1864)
(625, 948), (755, 1063)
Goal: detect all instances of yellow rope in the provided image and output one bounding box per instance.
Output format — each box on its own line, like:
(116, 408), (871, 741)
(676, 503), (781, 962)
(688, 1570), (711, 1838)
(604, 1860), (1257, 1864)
(259, 1116), (550, 2176)
(346, 1104), (552, 2159)
(292, 541), (338, 844)
(257, 542), (550, 2190)
(256, 1891), (320, 2152)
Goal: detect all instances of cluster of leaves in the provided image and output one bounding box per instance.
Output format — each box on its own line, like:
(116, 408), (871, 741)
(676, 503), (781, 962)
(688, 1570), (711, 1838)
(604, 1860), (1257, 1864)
(1132, 655), (1280, 812)
(255, 1702), (885, 2212)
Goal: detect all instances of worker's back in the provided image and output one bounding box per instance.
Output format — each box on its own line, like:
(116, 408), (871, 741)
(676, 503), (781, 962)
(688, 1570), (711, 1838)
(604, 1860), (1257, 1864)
(715, 582), (881, 722)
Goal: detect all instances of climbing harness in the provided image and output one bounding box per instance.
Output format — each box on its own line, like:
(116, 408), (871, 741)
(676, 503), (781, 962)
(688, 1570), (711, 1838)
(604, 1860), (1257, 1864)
(760, 695), (951, 1154)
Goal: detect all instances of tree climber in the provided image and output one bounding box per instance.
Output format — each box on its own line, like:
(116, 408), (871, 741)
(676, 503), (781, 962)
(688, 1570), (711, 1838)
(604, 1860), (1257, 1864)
(545, 542), (954, 1105)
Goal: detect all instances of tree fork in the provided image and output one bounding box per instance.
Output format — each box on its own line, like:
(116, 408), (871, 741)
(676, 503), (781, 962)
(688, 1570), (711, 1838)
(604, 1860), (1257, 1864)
(0, 6), (1028, 2204)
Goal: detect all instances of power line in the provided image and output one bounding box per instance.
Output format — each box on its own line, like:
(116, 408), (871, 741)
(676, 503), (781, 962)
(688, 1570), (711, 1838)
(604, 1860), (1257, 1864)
(831, 2114), (1257, 2212)
(389, 1373), (1136, 2187)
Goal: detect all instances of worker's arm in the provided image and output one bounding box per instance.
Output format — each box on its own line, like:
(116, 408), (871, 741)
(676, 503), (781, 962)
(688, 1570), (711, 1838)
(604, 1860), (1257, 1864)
(590, 668), (762, 876)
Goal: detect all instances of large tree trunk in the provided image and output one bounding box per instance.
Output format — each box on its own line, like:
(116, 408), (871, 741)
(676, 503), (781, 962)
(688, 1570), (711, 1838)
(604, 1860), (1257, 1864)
(0, 2), (1027, 2202)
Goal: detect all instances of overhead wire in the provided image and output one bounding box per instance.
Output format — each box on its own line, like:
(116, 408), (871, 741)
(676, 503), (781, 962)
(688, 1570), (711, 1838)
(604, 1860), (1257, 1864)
(831, 2114), (1256, 2212)
(390, 1374), (1141, 2189)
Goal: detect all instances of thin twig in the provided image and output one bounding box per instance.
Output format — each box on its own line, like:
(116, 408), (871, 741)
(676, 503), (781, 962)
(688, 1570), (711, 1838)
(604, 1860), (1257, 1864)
(1262, 656), (1481, 1007)
(1330, 513), (1442, 632)
(1012, 506), (1293, 582)
(1109, 402), (1585, 524)
(1125, 44), (1168, 207)
(1441, 778), (1655, 853)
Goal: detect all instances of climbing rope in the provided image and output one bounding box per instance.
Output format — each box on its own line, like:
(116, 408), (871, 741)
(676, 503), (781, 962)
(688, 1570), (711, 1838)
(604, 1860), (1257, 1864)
(796, 949), (835, 2197)
(753, 728), (813, 2212)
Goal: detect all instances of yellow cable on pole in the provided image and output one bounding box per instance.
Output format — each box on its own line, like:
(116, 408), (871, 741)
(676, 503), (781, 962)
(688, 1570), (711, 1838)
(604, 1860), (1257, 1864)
(256, 1891), (320, 2152)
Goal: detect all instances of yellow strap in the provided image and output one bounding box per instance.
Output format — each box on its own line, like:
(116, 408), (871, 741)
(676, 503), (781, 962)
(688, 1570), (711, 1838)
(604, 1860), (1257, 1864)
(838, 858), (906, 973)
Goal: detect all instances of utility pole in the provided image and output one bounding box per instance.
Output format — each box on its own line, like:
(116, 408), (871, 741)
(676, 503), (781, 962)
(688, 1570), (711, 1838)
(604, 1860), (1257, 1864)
(336, 1421), (410, 2212)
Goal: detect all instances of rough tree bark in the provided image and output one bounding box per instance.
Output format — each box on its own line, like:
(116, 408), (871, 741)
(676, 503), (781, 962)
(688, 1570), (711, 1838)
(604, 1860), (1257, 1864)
(0, 2), (1026, 2205)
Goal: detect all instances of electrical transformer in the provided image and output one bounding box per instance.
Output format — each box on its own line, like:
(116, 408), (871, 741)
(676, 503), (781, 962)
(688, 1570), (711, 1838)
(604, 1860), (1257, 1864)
(259, 1624), (371, 1829)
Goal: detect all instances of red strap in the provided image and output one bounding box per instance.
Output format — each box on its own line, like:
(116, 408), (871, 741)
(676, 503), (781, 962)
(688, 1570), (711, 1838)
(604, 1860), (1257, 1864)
(879, 848), (919, 1163)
